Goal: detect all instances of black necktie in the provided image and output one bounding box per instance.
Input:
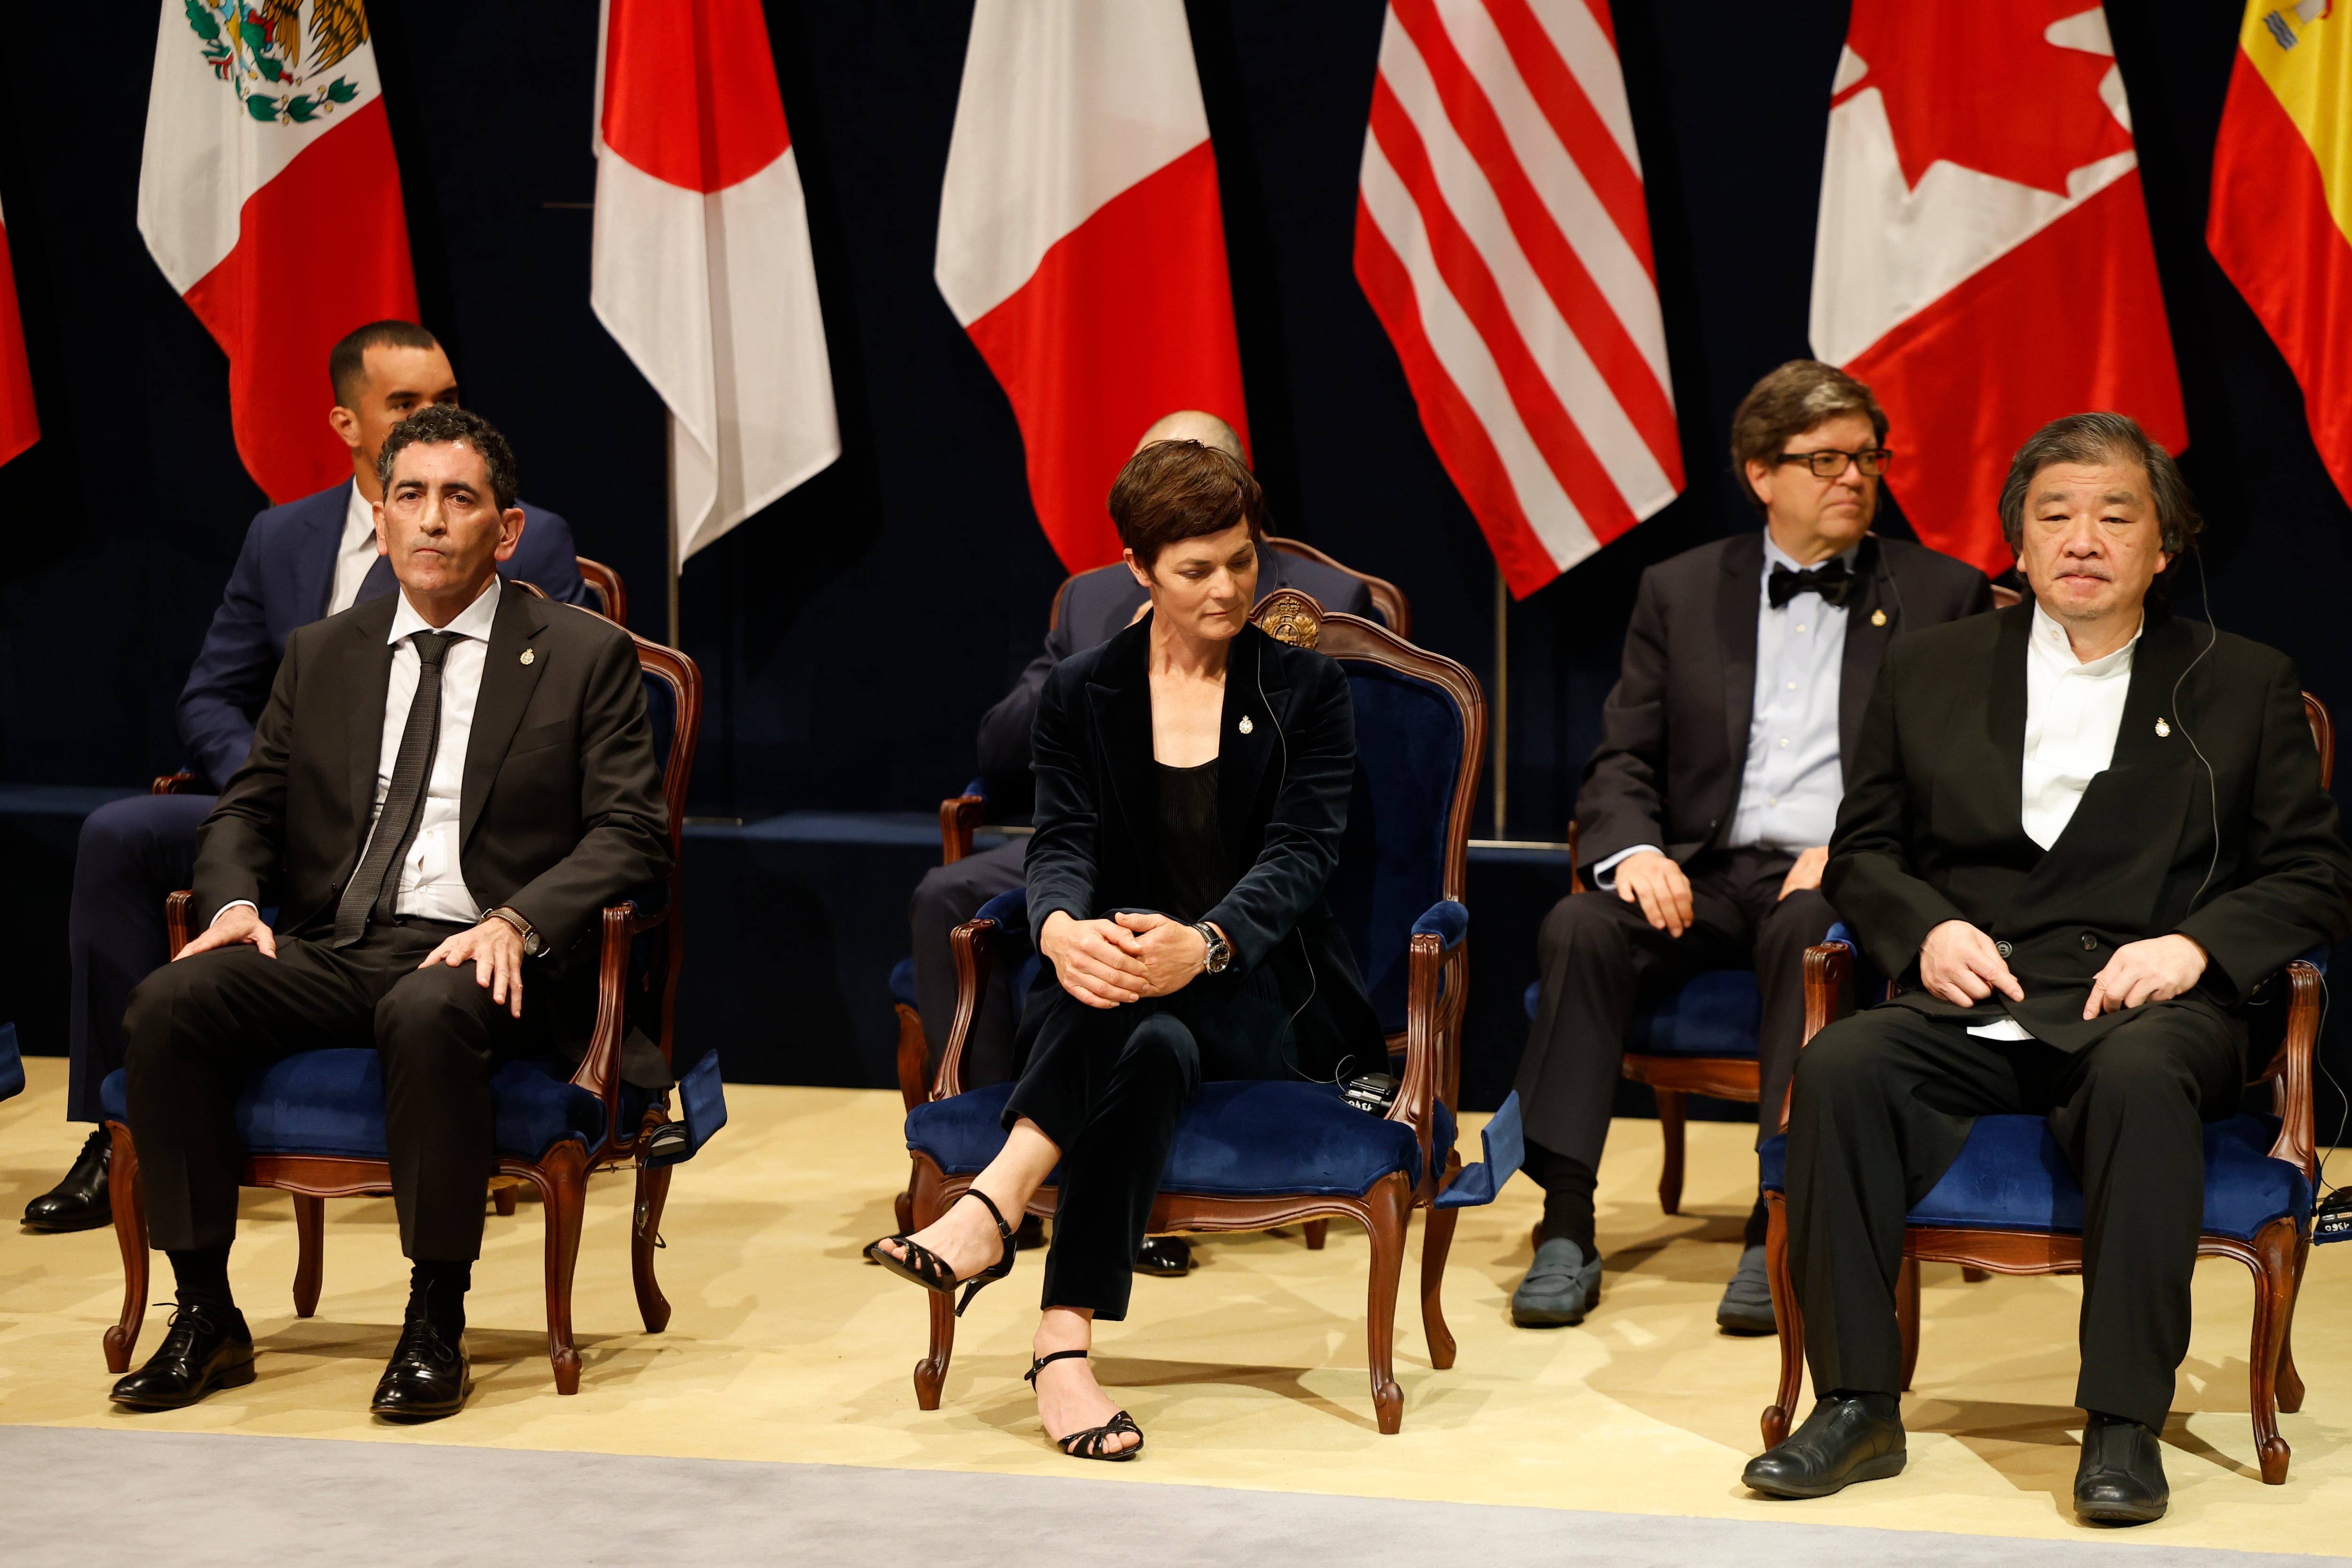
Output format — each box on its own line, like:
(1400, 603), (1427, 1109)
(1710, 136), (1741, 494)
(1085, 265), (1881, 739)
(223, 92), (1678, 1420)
(1767, 558), (1852, 609)
(331, 632), (457, 947)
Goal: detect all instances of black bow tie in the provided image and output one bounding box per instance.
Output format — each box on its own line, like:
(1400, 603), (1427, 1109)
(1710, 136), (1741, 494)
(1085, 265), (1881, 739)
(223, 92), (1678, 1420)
(1768, 558), (1852, 609)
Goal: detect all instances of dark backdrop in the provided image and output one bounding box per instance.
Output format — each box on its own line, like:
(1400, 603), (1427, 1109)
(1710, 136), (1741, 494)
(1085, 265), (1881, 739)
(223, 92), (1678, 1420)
(3, 3), (2346, 1121)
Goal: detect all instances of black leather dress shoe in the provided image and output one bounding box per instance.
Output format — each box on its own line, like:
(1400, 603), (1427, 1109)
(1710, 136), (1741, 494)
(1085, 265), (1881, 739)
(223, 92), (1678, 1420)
(1743, 1396), (1907, 1498)
(370, 1318), (471, 1422)
(110, 1304), (255, 1410)
(1136, 1236), (1192, 1276)
(2076, 1415), (2169, 1524)
(24, 1129), (111, 1233)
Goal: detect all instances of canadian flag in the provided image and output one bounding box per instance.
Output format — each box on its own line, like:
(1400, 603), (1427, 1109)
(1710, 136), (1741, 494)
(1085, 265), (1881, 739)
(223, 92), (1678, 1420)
(138, 0), (417, 505)
(592, 0), (840, 567)
(1810, 3), (2186, 574)
(0, 195), (35, 470)
(936, 0), (1249, 572)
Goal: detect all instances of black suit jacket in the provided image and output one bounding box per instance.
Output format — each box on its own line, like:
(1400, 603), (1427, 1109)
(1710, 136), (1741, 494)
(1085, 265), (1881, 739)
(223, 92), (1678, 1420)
(193, 584), (673, 969)
(1825, 604), (2352, 1050)
(1025, 618), (1383, 1079)
(975, 552), (1376, 808)
(1575, 531), (1994, 876)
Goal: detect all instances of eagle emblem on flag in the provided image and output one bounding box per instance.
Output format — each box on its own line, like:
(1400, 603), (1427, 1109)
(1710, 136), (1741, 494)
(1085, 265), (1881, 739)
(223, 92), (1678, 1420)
(181, 0), (367, 124)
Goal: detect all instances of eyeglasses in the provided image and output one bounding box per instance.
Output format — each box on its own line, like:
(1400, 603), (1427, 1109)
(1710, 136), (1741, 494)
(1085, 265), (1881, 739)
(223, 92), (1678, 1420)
(1778, 447), (1892, 478)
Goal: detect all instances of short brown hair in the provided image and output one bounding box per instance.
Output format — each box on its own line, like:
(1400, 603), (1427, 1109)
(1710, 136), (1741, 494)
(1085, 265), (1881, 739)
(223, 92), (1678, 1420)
(1996, 411), (2201, 556)
(329, 319), (441, 408)
(1109, 440), (1265, 568)
(1728, 360), (1888, 514)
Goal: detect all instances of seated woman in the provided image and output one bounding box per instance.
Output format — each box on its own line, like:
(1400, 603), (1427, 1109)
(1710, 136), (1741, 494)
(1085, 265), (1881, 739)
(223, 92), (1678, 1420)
(867, 439), (1383, 1460)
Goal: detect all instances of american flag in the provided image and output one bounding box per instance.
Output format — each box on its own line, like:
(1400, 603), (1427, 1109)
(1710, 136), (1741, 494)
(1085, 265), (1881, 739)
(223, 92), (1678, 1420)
(1355, 0), (1683, 595)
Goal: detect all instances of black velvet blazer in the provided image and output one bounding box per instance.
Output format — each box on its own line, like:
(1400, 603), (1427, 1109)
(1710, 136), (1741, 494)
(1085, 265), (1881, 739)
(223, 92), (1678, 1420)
(1025, 616), (1384, 1081)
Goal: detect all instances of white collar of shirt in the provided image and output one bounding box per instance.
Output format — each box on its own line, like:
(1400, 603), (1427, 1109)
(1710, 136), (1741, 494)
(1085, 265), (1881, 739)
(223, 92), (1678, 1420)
(388, 573), (502, 647)
(2026, 598), (2140, 680)
(326, 478), (381, 617)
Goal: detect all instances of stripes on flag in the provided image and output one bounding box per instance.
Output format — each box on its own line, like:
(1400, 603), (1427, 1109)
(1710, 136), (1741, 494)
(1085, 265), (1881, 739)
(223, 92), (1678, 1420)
(1355, 0), (1682, 596)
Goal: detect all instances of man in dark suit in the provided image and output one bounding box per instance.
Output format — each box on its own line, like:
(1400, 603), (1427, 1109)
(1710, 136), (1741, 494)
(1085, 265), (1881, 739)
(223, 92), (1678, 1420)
(909, 412), (1372, 1090)
(1510, 362), (1991, 1333)
(1742, 414), (2352, 1522)
(25, 322), (592, 1234)
(107, 406), (668, 1421)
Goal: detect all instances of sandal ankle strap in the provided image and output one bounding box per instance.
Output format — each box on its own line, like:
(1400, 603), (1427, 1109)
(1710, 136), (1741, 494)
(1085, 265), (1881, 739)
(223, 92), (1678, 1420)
(1025, 1347), (1089, 1385)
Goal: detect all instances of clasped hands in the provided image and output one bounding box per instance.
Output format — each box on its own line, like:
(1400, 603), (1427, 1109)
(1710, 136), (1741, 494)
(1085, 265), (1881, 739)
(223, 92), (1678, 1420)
(175, 903), (530, 1018)
(1039, 908), (1217, 1010)
(1918, 919), (2207, 1020)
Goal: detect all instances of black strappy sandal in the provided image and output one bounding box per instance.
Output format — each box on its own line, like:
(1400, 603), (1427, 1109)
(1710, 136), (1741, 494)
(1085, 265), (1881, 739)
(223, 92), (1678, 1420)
(1026, 1349), (1144, 1462)
(863, 1188), (1017, 1316)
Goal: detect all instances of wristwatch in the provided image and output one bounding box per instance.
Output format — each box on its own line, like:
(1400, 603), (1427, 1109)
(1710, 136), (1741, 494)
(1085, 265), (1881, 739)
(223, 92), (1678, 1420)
(483, 906), (544, 957)
(1192, 921), (1232, 974)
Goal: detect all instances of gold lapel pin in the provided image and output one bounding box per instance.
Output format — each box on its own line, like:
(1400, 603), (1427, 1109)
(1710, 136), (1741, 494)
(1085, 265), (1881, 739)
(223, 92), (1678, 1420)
(1239, 716), (1254, 735)
(2155, 717), (2171, 737)
(1871, 609), (1888, 627)
(520, 649), (535, 666)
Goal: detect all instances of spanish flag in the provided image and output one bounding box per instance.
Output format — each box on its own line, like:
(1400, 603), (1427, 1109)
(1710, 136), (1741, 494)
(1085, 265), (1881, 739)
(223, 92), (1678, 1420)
(2209, 2), (2352, 504)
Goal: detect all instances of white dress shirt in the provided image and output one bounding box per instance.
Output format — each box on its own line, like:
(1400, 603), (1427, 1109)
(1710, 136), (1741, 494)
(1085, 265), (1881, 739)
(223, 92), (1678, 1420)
(1968, 601), (2141, 1040)
(363, 577), (502, 923)
(1594, 535), (1855, 886)
(327, 479), (381, 616)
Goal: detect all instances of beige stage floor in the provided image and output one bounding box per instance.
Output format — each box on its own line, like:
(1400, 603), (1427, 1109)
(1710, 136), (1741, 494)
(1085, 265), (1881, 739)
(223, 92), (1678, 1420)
(0, 1056), (2344, 1552)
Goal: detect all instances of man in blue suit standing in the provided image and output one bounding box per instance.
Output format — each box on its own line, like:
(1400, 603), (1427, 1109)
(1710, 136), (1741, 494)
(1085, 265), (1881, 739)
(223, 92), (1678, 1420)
(22, 320), (593, 1231)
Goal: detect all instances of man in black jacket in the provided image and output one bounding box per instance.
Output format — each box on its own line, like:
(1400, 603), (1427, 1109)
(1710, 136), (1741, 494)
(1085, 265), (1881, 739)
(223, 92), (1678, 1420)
(108, 406), (670, 1422)
(1510, 362), (1991, 1333)
(1743, 414), (2352, 1522)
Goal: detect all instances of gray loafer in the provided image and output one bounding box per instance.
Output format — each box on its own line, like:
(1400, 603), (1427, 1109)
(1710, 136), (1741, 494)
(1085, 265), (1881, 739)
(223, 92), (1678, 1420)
(1716, 1243), (1776, 1336)
(1511, 1237), (1603, 1326)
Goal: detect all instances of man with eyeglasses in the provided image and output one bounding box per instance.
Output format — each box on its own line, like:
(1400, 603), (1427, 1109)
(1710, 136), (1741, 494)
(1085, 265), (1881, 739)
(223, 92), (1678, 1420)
(1507, 360), (1992, 1335)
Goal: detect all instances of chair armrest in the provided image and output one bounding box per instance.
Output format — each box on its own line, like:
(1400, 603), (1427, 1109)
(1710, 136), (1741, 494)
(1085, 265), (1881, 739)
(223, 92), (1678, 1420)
(938, 894), (1026, 1103)
(939, 794), (986, 864)
(2263, 957), (2325, 1182)
(1410, 899), (1468, 950)
(1392, 899), (1472, 1180)
(165, 890), (194, 959)
(153, 771), (200, 796)
(1567, 820), (1583, 894)
(1779, 939), (1856, 1135)
(569, 904), (650, 1135)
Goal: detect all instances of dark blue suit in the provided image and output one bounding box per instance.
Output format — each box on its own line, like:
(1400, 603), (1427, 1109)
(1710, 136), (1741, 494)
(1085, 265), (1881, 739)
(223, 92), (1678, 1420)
(64, 482), (592, 1122)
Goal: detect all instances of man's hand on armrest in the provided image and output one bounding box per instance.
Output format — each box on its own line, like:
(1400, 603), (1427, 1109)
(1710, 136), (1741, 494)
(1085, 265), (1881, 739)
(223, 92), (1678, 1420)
(176, 902), (277, 961)
(2084, 934), (2208, 1019)
(1918, 919), (2023, 1007)
(420, 918), (529, 1019)
(1614, 851), (1694, 938)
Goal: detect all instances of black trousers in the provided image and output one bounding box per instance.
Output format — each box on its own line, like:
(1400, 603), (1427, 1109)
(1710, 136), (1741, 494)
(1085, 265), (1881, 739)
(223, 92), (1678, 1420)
(907, 838), (1026, 1088)
(65, 793), (213, 1123)
(123, 918), (549, 1262)
(1514, 846), (1832, 1167)
(1786, 1003), (2244, 1430)
(1003, 971), (1295, 1321)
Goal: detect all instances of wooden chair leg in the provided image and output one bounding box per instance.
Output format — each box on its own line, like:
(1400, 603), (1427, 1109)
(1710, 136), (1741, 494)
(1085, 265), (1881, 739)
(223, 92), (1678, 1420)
(1362, 1175), (1408, 1434)
(1303, 1218), (1329, 1250)
(632, 1161), (675, 1333)
(1655, 1089), (1687, 1215)
(2241, 1218), (2298, 1484)
(291, 1194), (325, 1318)
(1760, 1191), (1803, 1449)
(1896, 1253), (1920, 1392)
(1418, 1202), (1458, 1370)
(494, 1186), (518, 1217)
(103, 1122), (149, 1375)
(2277, 1232), (2309, 1415)
(536, 1141), (589, 1395)
(911, 1163), (954, 1410)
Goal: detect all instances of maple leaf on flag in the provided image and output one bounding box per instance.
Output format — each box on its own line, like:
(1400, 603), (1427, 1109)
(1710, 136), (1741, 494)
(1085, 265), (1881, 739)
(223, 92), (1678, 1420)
(1842, 1), (2134, 197)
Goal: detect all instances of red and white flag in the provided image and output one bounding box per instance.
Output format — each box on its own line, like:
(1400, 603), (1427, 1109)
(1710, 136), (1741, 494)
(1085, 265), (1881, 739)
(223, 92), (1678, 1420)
(1811, 3), (2186, 575)
(1355, 0), (1683, 597)
(0, 195), (36, 470)
(936, 0), (1249, 573)
(593, 0), (840, 567)
(138, 1), (417, 504)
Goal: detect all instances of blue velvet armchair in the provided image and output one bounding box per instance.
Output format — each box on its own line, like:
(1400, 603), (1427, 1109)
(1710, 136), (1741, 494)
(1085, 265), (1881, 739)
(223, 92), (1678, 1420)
(897, 590), (1485, 1434)
(101, 633), (706, 1396)
(1756, 692), (2337, 1484)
